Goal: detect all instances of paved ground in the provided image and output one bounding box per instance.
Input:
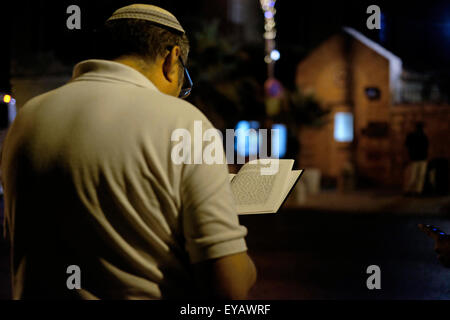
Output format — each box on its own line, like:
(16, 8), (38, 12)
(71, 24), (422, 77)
(242, 190), (450, 299)
(242, 210), (450, 299)
(1, 191), (450, 299)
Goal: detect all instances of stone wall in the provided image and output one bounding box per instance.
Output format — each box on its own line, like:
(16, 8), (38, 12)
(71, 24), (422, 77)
(295, 30), (450, 187)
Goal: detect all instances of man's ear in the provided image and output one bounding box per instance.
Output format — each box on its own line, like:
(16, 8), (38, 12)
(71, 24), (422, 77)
(162, 46), (181, 83)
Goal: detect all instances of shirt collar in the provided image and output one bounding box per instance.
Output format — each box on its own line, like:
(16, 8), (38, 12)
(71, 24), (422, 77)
(72, 59), (159, 91)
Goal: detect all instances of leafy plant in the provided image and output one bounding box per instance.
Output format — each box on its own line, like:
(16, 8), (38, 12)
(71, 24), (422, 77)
(287, 88), (329, 127)
(186, 20), (329, 135)
(186, 20), (266, 130)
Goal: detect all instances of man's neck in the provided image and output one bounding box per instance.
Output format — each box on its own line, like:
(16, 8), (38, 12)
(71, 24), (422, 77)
(113, 56), (163, 91)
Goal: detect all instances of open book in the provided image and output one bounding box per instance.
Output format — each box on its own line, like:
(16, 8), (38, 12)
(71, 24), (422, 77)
(229, 159), (303, 215)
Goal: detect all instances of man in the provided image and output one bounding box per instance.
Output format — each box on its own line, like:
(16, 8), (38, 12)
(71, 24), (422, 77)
(404, 122), (429, 196)
(1, 4), (256, 299)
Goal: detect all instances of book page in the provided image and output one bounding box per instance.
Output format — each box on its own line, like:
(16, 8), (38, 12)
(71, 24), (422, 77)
(274, 170), (303, 211)
(232, 170), (276, 205)
(231, 159), (294, 214)
(228, 173), (236, 182)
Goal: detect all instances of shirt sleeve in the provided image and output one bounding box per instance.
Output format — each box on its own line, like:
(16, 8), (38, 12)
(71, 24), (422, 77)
(180, 118), (248, 264)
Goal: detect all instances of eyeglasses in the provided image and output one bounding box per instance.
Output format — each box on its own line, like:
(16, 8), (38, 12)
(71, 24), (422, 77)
(178, 56), (193, 99)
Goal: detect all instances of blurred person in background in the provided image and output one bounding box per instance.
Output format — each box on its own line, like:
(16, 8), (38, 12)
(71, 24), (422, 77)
(404, 122), (429, 196)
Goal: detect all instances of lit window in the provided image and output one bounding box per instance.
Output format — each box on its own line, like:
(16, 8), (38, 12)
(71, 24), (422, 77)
(334, 112), (354, 142)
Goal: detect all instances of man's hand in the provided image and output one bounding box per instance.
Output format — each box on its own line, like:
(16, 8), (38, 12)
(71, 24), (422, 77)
(193, 252), (257, 300)
(418, 224), (450, 268)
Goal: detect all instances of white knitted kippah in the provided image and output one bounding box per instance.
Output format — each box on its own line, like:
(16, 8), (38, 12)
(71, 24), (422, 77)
(106, 3), (185, 34)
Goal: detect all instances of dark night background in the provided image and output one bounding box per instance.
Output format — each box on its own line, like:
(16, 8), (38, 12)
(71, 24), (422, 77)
(1, 0), (450, 300)
(3, 0), (450, 91)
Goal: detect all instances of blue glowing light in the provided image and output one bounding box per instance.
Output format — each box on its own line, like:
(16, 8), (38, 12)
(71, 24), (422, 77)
(334, 112), (354, 142)
(271, 123), (287, 158)
(235, 120), (260, 157)
(379, 13), (387, 43)
(264, 11), (273, 19)
(234, 121), (287, 158)
(270, 49), (280, 61)
(8, 99), (16, 123)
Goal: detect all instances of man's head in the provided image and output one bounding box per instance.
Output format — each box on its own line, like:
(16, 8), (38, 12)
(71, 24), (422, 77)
(415, 122), (425, 132)
(98, 4), (190, 98)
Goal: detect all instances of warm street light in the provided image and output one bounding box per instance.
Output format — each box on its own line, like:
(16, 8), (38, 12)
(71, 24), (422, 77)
(3, 94), (11, 104)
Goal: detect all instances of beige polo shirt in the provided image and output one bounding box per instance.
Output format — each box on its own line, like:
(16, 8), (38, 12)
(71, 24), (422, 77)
(1, 59), (248, 299)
